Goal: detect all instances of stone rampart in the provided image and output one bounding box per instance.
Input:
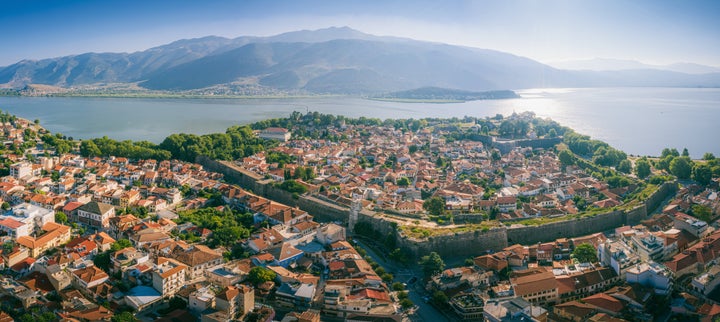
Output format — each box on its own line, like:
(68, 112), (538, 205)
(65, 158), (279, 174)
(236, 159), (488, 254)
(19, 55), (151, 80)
(198, 155), (679, 260)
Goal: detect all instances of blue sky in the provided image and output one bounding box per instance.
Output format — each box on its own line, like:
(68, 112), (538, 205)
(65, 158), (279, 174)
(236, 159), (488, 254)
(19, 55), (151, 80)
(2, 0), (719, 67)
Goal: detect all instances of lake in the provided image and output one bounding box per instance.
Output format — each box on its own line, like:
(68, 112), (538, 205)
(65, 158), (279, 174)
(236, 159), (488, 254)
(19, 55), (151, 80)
(0, 87), (718, 158)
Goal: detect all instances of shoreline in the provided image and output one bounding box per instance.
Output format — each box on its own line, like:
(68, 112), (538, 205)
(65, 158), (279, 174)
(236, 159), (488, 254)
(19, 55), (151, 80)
(0, 93), (346, 100)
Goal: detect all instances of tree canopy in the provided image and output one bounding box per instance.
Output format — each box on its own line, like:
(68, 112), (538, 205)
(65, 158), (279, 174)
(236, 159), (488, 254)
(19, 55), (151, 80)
(248, 266), (277, 285)
(558, 149), (575, 167)
(670, 156), (693, 179)
(692, 163), (713, 186)
(571, 243), (598, 263)
(419, 251), (445, 278)
(423, 197), (445, 216)
(635, 159), (652, 179)
(111, 239), (133, 252)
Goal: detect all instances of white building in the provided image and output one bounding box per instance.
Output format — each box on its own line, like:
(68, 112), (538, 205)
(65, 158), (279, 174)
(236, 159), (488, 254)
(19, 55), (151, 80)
(0, 203), (54, 237)
(152, 257), (188, 297)
(692, 265), (720, 296)
(258, 127), (291, 142)
(9, 161), (33, 179)
(625, 261), (673, 295)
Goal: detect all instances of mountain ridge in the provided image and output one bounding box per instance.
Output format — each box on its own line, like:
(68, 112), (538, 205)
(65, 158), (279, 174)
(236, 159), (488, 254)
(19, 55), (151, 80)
(1, 27), (719, 94)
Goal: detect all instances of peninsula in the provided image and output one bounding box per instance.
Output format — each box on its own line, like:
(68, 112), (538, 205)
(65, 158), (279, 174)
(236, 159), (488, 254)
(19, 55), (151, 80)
(0, 110), (718, 322)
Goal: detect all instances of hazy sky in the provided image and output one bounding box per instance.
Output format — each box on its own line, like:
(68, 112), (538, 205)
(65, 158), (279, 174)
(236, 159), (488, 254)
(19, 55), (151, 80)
(2, 0), (719, 67)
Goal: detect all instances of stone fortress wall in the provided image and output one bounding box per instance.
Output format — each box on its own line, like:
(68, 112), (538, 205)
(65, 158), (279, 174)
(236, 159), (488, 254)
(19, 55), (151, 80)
(198, 156), (677, 259)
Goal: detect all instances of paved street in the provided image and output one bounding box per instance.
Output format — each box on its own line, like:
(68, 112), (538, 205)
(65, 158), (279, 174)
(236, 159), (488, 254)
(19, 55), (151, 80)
(354, 238), (450, 322)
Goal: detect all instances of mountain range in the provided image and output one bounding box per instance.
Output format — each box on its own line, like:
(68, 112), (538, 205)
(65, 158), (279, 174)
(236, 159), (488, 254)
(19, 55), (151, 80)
(1, 27), (719, 94)
(548, 58), (720, 74)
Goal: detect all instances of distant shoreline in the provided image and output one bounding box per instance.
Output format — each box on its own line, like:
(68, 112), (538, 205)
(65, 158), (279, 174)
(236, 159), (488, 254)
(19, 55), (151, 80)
(0, 92), (345, 100)
(365, 97), (467, 104)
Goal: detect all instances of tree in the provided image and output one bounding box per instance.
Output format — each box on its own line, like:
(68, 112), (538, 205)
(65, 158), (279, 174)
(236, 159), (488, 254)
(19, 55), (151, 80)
(1, 202), (9, 210)
(692, 163), (713, 186)
(419, 252), (445, 278)
(93, 251), (111, 272)
(248, 267), (276, 285)
(111, 239), (133, 252)
(397, 176), (411, 187)
(392, 282), (405, 291)
(211, 226), (250, 247)
(397, 291), (409, 300)
(670, 156), (693, 179)
(682, 148), (689, 157)
(55, 211), (68, 224)
(381, 273), (394, 283)
(400, 298), (414, 309)
(80, 140), (102, 157)
(432, 291), (449, 308)
(278, 180), (307, 194)
(635, 159), (651, 179)
(617, 159), (632, 174)
(692, 204), (713, 222)
(571, 243), (598, 263)
(558, 149), (575, 167)
(661, 148), (680, 158)
(702, 152), (716, 161)
(423, 197), (445, 216)
(111, 311), (138, 322)
(547, 128), (558, 138)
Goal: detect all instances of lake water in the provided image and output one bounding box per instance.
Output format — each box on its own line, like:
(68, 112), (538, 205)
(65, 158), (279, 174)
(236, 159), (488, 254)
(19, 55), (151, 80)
(0, 87), (718, 158)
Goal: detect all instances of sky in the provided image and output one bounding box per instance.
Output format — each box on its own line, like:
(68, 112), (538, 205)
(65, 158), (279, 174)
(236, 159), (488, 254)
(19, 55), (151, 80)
(2, 0), (719, 67)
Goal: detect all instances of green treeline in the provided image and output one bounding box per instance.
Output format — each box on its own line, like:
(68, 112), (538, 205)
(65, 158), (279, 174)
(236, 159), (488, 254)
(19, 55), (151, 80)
(564, 131), (627, 167)
(74, 125), (273, 162)
(80, 137), (172, 160)
(159, 125), (272, 161)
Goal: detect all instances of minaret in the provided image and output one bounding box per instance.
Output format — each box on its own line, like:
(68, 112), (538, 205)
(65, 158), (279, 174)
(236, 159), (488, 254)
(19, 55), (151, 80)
(349, 196), (361, 233)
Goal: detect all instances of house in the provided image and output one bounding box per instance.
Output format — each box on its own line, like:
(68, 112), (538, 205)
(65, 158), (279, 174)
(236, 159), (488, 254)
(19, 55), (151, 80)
(474, 253), (509, 272)
(259, 127), (291, 142)
(108, 214), (142, 239)
(555, 266), (620, 302)
(431, 267), (492, 291)
(205, 264), (244, 288)
(315, 223), (346, 245)
(276, 282), (316, 310)
(0, 203), (55, 237)
(16, 222), (72, 257)
(215, 285), (255, 320)
(497, 196), (517, 213)
(510, 268), (559, 305)
(90, 231), (116, 252)
(626, 262), (673, 295)
(665, 230), (720, 276)
(283, 310), (321, 322)
(483, 297), (547, 322)
(674, 212), (709, 237)
(76, 201), (116, 230)
(691, 265), (720, 296)
(152, 257), (188, 297)
(450, 292), (485, 321)
(553, 301), (598, 322)
(172, 245), (223, 280)
(71, 266), (109, 290)
(189, 285), (216, 313)
(111, 247), (150, 275)
(267, 243), (304, 268)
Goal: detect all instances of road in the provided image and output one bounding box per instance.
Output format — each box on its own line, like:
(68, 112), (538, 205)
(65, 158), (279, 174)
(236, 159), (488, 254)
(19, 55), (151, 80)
(354, 238), (450, 322)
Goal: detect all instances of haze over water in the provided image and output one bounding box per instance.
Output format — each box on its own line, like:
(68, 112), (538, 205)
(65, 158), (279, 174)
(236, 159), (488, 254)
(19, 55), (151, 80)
(0, 87), (717, 158)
